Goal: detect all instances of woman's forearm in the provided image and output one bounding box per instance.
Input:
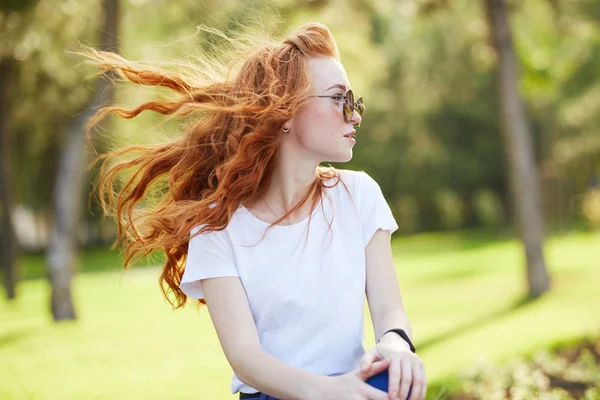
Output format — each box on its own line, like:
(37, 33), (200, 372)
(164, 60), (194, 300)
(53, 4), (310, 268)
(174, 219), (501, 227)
(374, 308), (413, 344)
(232, 348), (333, 400)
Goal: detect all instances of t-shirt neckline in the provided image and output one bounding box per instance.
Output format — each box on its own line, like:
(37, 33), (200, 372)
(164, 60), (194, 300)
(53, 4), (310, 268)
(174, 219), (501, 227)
(237, 201), (323, 234)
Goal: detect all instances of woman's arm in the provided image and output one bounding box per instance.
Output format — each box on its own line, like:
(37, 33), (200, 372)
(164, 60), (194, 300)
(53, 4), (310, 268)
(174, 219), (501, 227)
(363, 229), (428, 400)
(365, 229), (413, 344)
(201, 276), (331, 400)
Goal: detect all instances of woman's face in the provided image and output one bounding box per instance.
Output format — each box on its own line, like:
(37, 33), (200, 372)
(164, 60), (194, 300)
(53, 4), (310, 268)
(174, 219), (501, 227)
(286, 57), (362, 163)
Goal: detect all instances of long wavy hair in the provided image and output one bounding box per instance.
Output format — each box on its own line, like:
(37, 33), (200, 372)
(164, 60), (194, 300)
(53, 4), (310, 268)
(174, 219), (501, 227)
(87, 22), (343, 308)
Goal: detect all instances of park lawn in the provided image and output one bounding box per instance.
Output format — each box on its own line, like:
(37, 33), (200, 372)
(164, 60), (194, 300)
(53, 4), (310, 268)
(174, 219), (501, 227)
(1, 230), (599, 400)
(16, 246), (165, 280)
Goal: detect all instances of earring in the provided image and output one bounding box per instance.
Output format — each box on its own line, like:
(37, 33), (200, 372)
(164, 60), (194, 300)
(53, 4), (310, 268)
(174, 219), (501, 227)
(282, 125), (290, 133)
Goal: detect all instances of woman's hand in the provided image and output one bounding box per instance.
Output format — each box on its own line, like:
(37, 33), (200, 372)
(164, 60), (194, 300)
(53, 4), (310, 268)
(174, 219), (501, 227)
(319, 359), (392, 400)
(359, 339), (427, 400)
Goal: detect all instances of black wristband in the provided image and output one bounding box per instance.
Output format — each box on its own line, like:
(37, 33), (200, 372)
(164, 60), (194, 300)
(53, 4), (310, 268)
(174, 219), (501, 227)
(378, 328), (416, 353)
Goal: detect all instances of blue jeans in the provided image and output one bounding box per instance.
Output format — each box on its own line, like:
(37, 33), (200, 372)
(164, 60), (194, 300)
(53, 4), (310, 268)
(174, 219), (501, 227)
(239, 393), (277, 400)
(366, 370), (412, 399)
(239, 370), (410, 400)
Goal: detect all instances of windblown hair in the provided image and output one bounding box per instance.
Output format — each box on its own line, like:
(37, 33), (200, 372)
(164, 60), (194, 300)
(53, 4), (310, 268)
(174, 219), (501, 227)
(88, 23), (342, 308)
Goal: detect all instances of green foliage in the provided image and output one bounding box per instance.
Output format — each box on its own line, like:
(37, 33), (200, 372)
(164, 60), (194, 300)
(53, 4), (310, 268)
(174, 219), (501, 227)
(435, 189), (466, 230)
(3, 0), (600, 233)
(581, 189), (600, 228)
(392, 194), (420, 234)
(0, 0), (36, 14)
(455, 339), (600, 399)
(473, 189), (504, 229)
(1, 0), (102, 210)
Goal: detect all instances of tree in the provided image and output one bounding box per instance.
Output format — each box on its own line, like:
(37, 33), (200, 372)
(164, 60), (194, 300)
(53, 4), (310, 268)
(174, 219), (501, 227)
(46, 0), (120, 321)
(0, 0), (38, 300)
(0, 57), (18, 299)
(484, 0), (551, 297)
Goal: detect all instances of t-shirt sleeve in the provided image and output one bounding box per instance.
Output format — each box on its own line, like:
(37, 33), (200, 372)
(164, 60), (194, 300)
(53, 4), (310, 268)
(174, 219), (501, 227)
(356, 171), (399, 245)
(179, 226), (239, 300)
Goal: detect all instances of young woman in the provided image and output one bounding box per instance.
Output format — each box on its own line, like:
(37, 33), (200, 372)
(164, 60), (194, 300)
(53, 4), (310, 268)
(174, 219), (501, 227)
(90, 22), (427, 400)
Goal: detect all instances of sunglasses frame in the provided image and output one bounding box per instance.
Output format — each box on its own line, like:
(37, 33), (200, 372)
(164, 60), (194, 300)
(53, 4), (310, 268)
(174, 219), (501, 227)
(313, 89), (365, 128)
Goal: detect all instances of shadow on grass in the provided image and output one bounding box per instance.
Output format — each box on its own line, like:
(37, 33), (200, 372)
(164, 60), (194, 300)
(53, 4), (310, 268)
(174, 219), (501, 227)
(19, 246), (165, 281)
(414, 262), (491, 284)
(394, 225), (593, 260)
(392, 229), (517, 257)
(0, 328), (34, 348)
(417, 293), (543, 352)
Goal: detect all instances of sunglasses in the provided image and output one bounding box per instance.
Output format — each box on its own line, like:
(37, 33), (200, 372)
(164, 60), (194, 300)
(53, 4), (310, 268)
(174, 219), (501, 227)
(314, 89), (365, 128)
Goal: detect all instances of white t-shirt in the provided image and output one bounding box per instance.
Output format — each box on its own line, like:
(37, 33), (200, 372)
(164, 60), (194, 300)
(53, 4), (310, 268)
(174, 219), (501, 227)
(180, 169), (398, 395)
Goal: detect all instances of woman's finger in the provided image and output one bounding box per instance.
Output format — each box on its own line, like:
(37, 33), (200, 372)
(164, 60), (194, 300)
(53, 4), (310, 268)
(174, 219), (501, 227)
(416, 363), (428, 400)
(360, 348), (380, 373)
(397, 358), (412, 400)
(357, 381), (390, 400)
(387, 358), (401, 400)
(361, 358), (391, 380)
(407, 362), (424, 400)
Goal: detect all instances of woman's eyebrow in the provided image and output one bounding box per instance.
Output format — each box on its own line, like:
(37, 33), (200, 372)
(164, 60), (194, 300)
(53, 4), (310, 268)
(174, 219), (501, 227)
(325, 83), (349, 92)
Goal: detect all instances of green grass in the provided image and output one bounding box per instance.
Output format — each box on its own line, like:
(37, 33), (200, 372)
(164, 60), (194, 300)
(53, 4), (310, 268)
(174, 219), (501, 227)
(17, 245), (165, 280)
(1, 230), (599, 399)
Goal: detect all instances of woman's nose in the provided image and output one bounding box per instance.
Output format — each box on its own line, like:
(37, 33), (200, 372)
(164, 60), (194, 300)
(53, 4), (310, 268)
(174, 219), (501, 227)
(350, 109), (362, 126)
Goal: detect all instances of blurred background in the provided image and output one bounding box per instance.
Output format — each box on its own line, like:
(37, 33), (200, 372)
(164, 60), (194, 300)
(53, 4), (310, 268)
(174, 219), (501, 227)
(1, 0), (599, 399)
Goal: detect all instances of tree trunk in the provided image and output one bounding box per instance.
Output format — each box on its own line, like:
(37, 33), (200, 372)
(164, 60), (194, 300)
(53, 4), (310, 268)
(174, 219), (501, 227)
(484, 0), (551, 297)
(0, 58), (18, 300)
(46, 0), (119, 321)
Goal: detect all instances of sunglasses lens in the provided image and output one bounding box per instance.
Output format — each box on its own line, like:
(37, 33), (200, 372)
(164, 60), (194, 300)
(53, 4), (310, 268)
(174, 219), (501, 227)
(356, 97), (364, 117)
(347, 90), (354, 105)
(343, 90), (354, 123)
(340, 90), (364, 126)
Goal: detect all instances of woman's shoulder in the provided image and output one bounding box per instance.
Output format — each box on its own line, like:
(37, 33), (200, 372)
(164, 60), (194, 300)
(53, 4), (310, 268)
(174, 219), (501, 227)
(337, 168), (368, 179)
(336, 168), (379, 191)
(189, 224), (229, 242)
(321, 169), (380, 208)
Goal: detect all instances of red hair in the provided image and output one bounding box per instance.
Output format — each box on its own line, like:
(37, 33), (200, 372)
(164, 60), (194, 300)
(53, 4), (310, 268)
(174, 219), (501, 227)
(88, 23), (343, 308)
